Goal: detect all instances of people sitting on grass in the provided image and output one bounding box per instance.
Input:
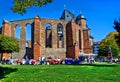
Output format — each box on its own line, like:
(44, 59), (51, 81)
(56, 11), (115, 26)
(4, 55), (120, 65)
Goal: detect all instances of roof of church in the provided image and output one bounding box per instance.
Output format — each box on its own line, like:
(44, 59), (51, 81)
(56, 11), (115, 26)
(76, 14), (86, 20)
(90, 35), (94, 39)
(3, 19), (10, 23)
(86, 25), (91, 30)
(60, 9), (75, 21)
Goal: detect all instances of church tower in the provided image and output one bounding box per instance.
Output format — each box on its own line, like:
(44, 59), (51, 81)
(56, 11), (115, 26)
(76, 14), (86, 28)
(76, 13), (93, 54)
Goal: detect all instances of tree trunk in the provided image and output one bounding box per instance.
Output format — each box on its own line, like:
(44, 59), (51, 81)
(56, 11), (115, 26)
(0, 53), (3, 61)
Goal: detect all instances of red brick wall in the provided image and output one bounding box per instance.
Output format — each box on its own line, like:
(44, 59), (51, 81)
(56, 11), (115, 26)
(83, 30), (93, 53)
(75, 44), (80, 58)
(66, 23), (73, 47)
(84, 48), (92, 54)
(33, 15), (41, 60)
(2, 20), (11, 37)
(66, 22), (75, 58)
(67, 46), (75, 58)
(77, 19), (86, 28)
(34, 15), (41, 42)
(45, 30), (52, 47)
(79, 30), (82, 49)
(83, 30), (89, 49)
(1, 15), (93, 60)
(1, 20), (11, 60)
(66, 20), (80, 58)
(67, 45), (79, 58)
(33, 42), (41, 60)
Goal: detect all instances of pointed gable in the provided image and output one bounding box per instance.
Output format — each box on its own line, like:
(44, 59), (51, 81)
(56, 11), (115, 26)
(60, 9), (75, 22)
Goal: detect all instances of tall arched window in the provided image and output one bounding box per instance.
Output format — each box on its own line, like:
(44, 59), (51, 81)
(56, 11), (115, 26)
(26, 24), (32, 47)
(15, 25), (20, 39)
(57, 23), (64, 48)
(45, 23), (52, 48)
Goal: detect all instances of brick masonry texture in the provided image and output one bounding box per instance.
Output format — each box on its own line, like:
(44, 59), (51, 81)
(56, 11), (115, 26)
(1, 13), (93, 60)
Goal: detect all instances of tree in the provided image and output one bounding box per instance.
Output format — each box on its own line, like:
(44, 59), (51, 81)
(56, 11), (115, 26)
(114, 19), (120, 47)
(98, 32), (120, 57)
(0, 34), (19, 60)
(12, 0), (53, 15)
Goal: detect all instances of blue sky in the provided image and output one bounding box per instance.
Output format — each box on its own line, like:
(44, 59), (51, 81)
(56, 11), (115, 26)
(0, 0), (120, 41)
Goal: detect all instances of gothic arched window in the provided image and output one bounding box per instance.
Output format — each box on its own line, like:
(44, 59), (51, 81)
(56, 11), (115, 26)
(15, 25), (20, 39)
(26, 24), (32, 48)
(45, 23), (52, 48)
(57, 23), (64, 48)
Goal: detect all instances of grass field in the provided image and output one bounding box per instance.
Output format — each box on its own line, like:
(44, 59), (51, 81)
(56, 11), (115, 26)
(0, 63), (120, 82)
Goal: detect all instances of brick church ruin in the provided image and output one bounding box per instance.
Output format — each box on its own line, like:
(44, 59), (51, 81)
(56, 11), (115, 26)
(0, 9), (94, 60)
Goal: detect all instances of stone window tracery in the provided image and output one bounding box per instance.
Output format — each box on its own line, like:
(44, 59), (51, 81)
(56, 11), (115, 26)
(57, 23), (64, 48)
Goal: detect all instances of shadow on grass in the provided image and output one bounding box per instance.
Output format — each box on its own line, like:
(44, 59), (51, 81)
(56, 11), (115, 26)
(0, 66), (17, 79)
(73, 64), (120, 67)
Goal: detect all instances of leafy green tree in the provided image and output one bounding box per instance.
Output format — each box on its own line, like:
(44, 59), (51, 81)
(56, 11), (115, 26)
(98, 32), (120, 57)
(0, 34), (19, 60)
(114, 19), (120, 47)
(12, 0), (53, 15)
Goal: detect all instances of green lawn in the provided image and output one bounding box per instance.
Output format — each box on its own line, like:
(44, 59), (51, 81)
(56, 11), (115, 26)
(0, 63), (120, 82)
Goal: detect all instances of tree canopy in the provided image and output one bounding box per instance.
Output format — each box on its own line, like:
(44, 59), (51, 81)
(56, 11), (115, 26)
(114, 19), (120, 47)
(12, 0), (53, 15)
(98, 32), (120, 57)
(114, 19), (120, 32)
(0, 34), (19, 53)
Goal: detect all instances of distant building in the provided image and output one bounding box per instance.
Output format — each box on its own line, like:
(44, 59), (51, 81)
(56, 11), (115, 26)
(0, 9), (94, 60)
(93, 41), (100, 55)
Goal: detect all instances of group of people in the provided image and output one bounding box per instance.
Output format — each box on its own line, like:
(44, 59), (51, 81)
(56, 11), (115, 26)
(1, 57), (14, 65)
(1, 56), (37, 65)
(1, 55), (120, 65)
(1, 55), (96, 65)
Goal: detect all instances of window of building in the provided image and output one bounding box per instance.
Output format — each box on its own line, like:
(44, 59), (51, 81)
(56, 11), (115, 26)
(15, 25), (20, 39)
(26, 24), (32, 47)
(57, 23), (64, 48)
(45, 23), (52, 48)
